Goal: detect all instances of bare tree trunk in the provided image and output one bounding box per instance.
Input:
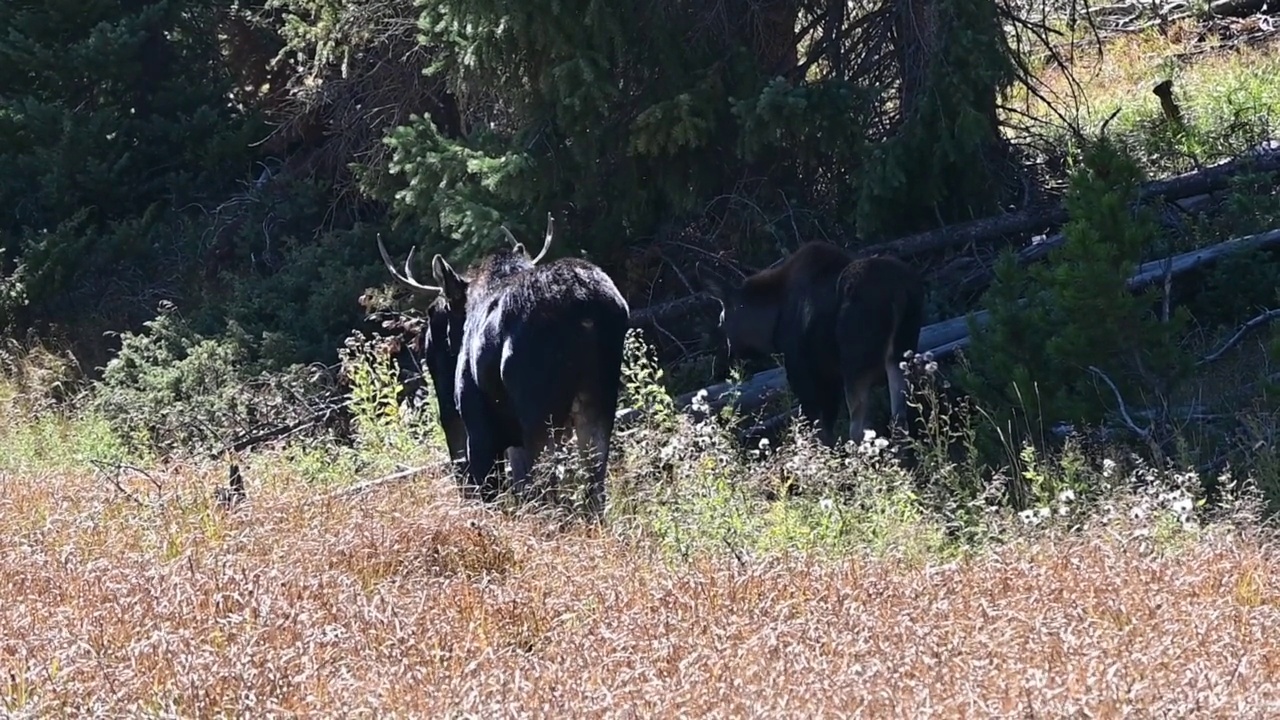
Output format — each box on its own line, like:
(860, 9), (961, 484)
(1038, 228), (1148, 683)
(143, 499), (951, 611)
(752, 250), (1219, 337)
(887, 0), (1014, 224)
(750, 0), (802, 76)
(893, 0), (937, 121)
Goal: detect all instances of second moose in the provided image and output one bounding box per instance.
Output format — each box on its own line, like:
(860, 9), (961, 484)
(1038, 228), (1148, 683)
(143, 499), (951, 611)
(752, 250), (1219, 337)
(698, 241), (925, 447)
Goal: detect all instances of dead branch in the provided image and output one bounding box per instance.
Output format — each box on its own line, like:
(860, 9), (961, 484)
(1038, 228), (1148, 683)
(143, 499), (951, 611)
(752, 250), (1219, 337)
(311, 463), (448, 503)
(219, 402), (345, 456)
(1199, 308), (1280, 365)
(1087, 365), (1154, 441)
(89, 460), (147, 507)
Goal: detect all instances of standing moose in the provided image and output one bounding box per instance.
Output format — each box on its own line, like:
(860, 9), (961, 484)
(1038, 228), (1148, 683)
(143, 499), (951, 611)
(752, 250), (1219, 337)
(377, 215), (630, 519)
(697, 241), (925, 447)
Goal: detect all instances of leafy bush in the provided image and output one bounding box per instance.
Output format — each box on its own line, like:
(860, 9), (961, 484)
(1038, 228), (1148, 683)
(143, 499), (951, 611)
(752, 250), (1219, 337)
(195, 220), (410, 368)
(90, 304), (340, 459)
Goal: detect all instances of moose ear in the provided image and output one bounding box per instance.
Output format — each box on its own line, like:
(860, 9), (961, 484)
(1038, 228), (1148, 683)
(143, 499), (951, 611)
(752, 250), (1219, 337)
(431, 254), (467, 303)
(695, 262), (731, 302)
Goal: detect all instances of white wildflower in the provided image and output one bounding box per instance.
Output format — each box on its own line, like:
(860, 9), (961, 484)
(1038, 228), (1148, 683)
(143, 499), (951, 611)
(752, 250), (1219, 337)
(1057, 489), (1076, 504)
(1102, 459), (1116, 478)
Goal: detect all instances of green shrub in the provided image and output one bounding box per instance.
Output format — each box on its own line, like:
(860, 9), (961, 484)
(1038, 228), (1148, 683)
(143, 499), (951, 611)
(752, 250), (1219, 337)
(90, 304), (339, 458)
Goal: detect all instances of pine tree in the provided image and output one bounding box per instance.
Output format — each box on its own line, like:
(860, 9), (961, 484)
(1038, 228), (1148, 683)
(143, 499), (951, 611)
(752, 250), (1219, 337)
(0, 0), (258, 329)
(958, 136), (1192, 448)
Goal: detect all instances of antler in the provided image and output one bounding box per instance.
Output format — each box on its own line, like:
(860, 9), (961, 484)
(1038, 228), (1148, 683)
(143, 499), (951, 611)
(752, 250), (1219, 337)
(377, 234), (442, 294)
(530, 213), (554, 265)
(498, 226), (525, 256)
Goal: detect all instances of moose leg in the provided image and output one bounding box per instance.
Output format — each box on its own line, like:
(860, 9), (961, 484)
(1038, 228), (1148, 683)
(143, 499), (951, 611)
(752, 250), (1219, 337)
(843, 370), (879, 444)
(571, 331), (625, 522)
(456, 383), (504, 503)
(784, 356), (842, 447)
(837, 295), (903, 445)
(506, 447), (533, 497)
(885, 356), (910, 436)
(571, 405), (616, 521)
(464, 433), (502, 503)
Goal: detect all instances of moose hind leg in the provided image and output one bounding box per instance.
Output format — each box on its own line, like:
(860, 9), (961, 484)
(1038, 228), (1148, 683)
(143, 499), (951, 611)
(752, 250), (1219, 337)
(575, 421), (612, 520)
(785, 357), (842, 447)
(885, 357), (910, 435)
(843, 371), (879, 445)
(463, 432), (503, 503)
(568, 385), (620, 521)
(837, 338), (886, 446)
(506, 447), (533, 498)
(457, 383), (506, 503)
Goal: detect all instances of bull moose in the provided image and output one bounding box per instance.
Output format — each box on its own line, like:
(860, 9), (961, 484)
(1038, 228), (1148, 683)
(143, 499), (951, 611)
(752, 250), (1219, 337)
(696, 241), (925, 447)
(376, 215), (630, 518)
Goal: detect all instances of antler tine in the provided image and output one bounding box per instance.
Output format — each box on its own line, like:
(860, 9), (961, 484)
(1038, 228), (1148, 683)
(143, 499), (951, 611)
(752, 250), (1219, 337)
(498, 225), (520, 249)
(377, 233), (442, 294)
(531, 212), (554, 265)
(403, 247), (420, 284)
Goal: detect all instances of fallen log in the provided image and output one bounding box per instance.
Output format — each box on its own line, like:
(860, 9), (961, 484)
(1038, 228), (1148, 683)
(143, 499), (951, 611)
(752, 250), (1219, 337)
(1125, 227), (1280, 287)
(627, 146), (1280, 331)
(853, 146), (1280, 261)
(619, 225), (1280, 428)
(949, 192), (1224, 298)
(629, 290), (716, 326)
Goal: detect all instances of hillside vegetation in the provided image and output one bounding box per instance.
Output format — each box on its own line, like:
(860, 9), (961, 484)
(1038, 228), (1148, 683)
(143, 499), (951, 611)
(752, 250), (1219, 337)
(3, 0), (1280, 715)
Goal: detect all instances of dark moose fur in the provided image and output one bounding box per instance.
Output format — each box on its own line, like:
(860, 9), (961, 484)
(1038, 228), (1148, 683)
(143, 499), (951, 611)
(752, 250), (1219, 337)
(378, 216), (630, 518)
(697, 241), (925, 447)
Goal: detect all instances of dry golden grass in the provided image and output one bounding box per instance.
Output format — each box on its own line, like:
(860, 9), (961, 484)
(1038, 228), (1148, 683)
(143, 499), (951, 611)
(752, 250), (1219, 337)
(3, 464), (1280, 717)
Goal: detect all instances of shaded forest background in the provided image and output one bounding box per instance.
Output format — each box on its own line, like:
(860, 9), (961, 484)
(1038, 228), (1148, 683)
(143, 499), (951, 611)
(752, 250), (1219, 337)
(0, 0), (1048, 363)
(2, 0), (1279, 476)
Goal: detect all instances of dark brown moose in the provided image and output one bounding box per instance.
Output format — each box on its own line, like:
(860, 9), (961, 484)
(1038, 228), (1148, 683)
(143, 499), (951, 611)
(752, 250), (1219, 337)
(377, 215), (630, 519)
(697, 241), (925, 447)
